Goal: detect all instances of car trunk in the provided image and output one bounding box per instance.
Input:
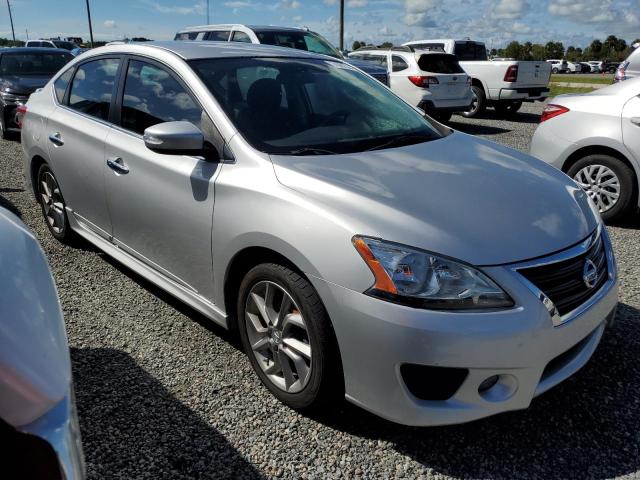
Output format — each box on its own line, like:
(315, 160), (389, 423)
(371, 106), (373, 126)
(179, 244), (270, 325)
(417, 53), (469, 100)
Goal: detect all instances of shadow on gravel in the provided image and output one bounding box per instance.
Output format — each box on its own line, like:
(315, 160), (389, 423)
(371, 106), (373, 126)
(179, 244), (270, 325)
(72, 347), (262, 479)
(0, 193), (22, 218)
(453, 110), (541, 124)
(99, 254), (244, 352)
(311, 303), (640, 479)
(448, 121), (511, 136)
(609, 214), (640, 231)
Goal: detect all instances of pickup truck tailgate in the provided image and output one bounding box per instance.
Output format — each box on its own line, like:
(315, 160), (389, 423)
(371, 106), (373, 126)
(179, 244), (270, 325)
(515, 61), (551, 86)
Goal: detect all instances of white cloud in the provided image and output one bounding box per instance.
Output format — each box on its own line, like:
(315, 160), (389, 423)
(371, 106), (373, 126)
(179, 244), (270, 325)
(348, 0), (368, 6)
(279, 0), (301, 8)
(492, 0), (528, 19)
(146, 1), (206, 15)
(324, 0), (337, 4)
(404, 0), (437, 13)
(103, 20), (117, 28)
(224, 1), (255, 7)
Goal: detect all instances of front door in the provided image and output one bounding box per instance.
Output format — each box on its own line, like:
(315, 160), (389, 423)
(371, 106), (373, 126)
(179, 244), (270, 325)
(46, 57), (121, 238)
(104, 58), (219, 298)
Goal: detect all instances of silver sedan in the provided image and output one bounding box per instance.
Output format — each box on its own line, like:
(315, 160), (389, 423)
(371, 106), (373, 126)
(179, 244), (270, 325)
(530, 78), (640, 222)
(22, 41), (618, 426)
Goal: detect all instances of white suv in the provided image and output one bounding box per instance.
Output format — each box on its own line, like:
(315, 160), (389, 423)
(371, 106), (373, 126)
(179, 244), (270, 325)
(349, 47), (472, 121)
(25, 39), (77, 51)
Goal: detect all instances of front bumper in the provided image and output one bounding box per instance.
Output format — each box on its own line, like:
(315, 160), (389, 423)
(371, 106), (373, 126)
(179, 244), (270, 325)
(311, 230), (618, 426)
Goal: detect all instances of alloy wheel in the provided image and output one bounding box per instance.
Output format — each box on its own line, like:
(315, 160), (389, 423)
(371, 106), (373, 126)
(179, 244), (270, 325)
(244, 281), (312, 393)
(39, 171), (66, 234)
(573, 164), (621, 213)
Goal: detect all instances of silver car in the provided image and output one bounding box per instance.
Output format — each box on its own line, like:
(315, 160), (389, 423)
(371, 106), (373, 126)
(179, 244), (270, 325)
(530, 78), (640, 222)
(21, 42), (618, 426)
(0, 208), (84, 479)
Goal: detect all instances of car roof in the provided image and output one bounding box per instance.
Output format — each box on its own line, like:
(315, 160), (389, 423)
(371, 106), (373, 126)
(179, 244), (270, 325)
(0, 47), (70, 54)
(179, 24), (307, 33)
(93, 40), (337, 61)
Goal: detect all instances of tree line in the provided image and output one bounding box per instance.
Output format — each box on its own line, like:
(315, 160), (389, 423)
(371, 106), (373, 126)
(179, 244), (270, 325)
(351, 35), (638, 62)
(495, 35), (638, 61)
(0, 37), (152, 48)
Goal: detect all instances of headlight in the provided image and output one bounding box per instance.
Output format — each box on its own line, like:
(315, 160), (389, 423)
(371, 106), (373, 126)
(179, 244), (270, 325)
(353, 236), (513, 310)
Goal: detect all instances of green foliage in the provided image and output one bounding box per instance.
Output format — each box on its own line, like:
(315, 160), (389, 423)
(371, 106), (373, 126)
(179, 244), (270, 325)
(0, 38), (25, 47)
(378, 41), (394, 49)
(352, 40), (363, 51)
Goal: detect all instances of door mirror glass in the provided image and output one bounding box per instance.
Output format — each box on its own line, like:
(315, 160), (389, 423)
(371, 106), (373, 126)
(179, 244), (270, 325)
(143, 121), (205, 153)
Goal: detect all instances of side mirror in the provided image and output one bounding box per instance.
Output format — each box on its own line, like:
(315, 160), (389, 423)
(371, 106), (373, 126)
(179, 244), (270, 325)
(143, 121), (205, 154)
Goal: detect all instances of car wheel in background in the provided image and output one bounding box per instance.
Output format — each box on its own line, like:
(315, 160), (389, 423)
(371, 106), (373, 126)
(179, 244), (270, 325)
(461, 85), (486, 118)
(567, 154), (636, 222)
(494, 101), (522, 117)
(237, 263), (342, 411)
(552, 68), (559, 74)
(37, 164), (76, 244)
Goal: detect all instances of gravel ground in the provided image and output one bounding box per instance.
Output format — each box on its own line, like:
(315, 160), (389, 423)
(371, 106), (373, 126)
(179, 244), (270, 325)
(2, 101), (639, 479)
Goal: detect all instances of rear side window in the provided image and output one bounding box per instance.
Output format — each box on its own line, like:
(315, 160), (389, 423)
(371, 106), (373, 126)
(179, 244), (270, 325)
(418, 54), (464, 74)
(454, 42), (487, 61)
(205, 31), (230, 41)
(368, 54), (388, 68)
(68, 58), (120, 121)
(231, 31), (252, 43)
(392, 55), (409, 72)
(175, 32), (199, 41)
(54, 68), (74, 103)
(410, 43), (444, 52)
(121, 60), (203, 135)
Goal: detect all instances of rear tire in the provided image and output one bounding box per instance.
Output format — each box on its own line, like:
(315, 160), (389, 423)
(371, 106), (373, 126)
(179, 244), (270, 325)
(494, 101), (522, 117)
(237, 263), (343, 411)
(432, 112), (452, 123)
(552, 68), (559, 74)
(566, 154), (636, 222)
(36, 164), (77, 244)
(461, 85), (486, 118)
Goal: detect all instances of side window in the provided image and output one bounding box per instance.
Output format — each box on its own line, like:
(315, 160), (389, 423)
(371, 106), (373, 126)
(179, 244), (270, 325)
(392, 55), (409, 72)
(121, 60), (203, 135)
(373, 55), (388, 68)
(175, 32), (199, 41)
(206, 31), (230, 41)
(231, 31), (252, 43)
(68, 58), (119, 121)
(54, 67), (74, 103)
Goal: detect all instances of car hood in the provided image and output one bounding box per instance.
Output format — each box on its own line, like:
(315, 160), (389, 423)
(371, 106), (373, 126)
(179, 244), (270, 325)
(1, 75), (51, 95)
(271, 132), (598, 266)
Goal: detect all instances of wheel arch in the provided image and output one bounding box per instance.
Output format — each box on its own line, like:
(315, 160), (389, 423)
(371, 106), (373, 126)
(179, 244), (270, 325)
(562, 144), (639, 207)
(29, 154), (48, 201)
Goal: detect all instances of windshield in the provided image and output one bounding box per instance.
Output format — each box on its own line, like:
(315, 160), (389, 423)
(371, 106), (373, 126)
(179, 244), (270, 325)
(254, 30), (342, 59)
(53, 41), (77, 51)
(0, 52), (72, 76)
(190, 57), (442, 155)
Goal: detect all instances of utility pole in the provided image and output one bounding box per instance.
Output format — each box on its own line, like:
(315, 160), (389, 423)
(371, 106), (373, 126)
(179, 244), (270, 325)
(6, 0), (15, 42)
(85, 0), (94, 47)
(339, 0), (344, 51)
(207, 0), (210, 24)
(25, 28), (28, 40)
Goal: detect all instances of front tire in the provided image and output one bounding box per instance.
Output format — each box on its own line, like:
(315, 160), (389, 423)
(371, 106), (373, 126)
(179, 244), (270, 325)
(237, 263), (342, 411)
(567, 154), (636, 222)
(37, 164), (76, 244)
(461, 85), (486, 118)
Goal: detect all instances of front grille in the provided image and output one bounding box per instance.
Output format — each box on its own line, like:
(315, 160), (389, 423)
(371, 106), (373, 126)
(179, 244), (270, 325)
(518, 233), (608, 316)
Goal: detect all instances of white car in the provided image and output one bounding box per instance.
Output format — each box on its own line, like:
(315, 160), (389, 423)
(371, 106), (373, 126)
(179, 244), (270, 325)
(547, 59), (569, 74)
(348, 47), (472, 121)
(587, 61), (603, 73)
(566, 61), (584, 73)
(530, 77), (640, 221)
(0, 208), (84, 479)
(25, 39), (78, 51)
(403, 39), (551, 117)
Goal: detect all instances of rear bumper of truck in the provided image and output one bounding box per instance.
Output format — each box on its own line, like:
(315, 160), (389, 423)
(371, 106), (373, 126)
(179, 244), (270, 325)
(493, 87), (550, 101)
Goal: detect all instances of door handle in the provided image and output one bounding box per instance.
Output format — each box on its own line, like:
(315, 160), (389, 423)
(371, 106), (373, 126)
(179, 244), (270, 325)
(631, 117), (640, 126)
(48, 132), (64, 146)
(106, 157), (129, 174)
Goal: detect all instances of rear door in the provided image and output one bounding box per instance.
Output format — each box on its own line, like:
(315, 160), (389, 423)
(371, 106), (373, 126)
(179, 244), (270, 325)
(417, 53), (469, 100)
(46, 56), (121, 239)
(516, 61), (551, 87)
(104, 57), (220, 298)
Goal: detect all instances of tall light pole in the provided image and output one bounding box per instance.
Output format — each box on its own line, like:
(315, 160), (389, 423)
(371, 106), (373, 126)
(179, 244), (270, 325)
(6, 0), (16, 42)
(207, 0), (210, 24)
(85, 0), (94, 47)
(339, 0), (344, 51)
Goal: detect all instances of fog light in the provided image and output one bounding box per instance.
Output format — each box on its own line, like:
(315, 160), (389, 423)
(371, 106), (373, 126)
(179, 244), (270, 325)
(478, 375), (499, 393)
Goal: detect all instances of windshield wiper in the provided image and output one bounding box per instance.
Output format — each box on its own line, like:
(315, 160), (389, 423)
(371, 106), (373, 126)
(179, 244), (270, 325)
(287, 147), (339, 156)
(365, 133), (435, 152)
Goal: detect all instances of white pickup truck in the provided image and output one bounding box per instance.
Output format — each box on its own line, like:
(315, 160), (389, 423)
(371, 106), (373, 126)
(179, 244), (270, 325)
(403, 39), (551, 117)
